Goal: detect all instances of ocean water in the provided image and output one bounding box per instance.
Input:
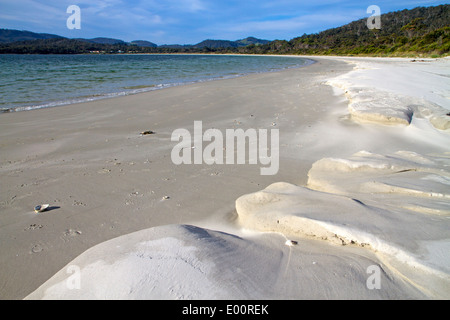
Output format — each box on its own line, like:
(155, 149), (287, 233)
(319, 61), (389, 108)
(0, 54), (313, 113)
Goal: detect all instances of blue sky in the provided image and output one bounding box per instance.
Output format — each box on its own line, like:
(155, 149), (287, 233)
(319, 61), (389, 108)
(0, 0), (448, 44)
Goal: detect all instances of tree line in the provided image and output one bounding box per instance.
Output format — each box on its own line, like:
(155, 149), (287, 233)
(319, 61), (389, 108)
(1, 5), (448, 57)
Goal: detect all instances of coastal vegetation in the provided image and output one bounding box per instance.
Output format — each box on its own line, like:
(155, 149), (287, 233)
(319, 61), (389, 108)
(0, 5), (448, 57)
(238, 5), (450, 57)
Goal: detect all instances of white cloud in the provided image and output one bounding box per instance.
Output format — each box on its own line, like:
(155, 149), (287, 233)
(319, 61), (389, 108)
(0, 0), (68, 31)
(201, 9), (363, 41)
(184, 0), (207, 12)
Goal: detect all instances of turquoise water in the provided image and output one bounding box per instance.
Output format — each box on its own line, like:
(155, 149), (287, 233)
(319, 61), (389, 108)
(0, 54), (313, 113)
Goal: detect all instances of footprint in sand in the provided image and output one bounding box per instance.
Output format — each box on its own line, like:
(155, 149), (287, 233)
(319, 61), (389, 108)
(24, 224), (43, 231)
(61, 229), (82, 243)
(64, 229), (82, 237)
(31, 244), (43, 253)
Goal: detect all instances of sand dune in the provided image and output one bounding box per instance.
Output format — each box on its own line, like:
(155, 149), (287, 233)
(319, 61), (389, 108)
(236, 149), (450, 298)
(327, 57), (450, 129)
(25, 223), (429, 300)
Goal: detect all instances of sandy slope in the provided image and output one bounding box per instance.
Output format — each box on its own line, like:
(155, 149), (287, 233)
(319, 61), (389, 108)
(234, 56), (450, 299)
(2, 56), (449, 300)
(1, 56), (349, 299)
(25, 224), (427, 300)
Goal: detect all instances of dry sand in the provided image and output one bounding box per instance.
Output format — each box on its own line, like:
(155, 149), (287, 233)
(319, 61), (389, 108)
(1, 56), (448, 300)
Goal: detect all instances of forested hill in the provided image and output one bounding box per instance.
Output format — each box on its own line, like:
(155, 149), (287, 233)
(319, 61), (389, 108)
(0, 5), (448, 56)
(240, 4), (450, 56)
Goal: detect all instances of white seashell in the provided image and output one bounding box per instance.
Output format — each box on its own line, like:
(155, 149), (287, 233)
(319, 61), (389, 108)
(34, 204), (50, 213)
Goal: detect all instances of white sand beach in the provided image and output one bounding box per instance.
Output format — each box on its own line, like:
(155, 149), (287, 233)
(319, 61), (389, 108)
(0, 56), (448, 300)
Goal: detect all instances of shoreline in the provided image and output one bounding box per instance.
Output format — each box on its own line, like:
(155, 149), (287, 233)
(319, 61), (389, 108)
(1, 56), (449, 299)
(1, 56), (343, 299)
(0, 54), (314, 114)
(2, 53), (445, 116)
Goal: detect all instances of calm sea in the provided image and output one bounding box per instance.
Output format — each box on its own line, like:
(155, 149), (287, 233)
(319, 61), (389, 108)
(0, 54), (313, 113)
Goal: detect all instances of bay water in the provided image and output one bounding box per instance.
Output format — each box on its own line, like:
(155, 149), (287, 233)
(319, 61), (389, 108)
(0, 54), (312, 113)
